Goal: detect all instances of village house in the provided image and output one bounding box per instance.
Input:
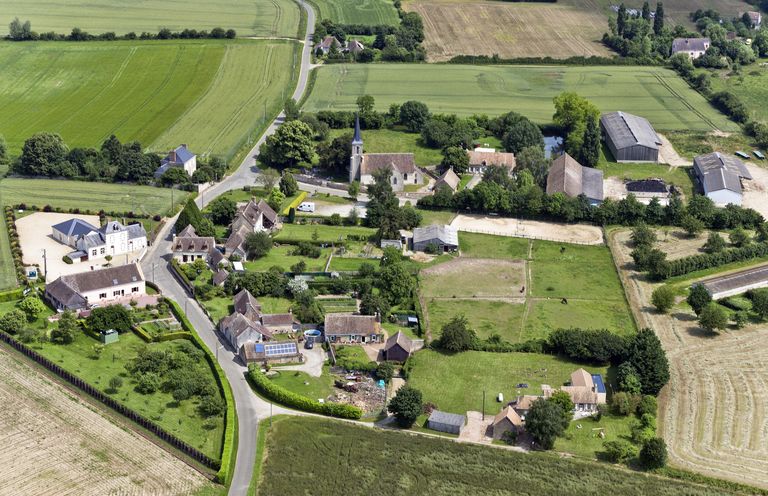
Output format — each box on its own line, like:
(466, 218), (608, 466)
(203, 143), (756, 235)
(433, 168), (461, 193)
(349, 115), (421, 192)
(45, 263), (146, 311)
(171, 224), (218, 264)
(219, 289), (298, 352)
(511, 394), (540, 420)
(546, 152), (604, 205)
(746, 11), (762, 28)
(382, 331), (413, 362)
(466, 147), (516, 175)
(671, 37), (711, 59)
(225, 199), (279, 259)
(492, 405), (524, 440)
(346, 39), (365, 54)
(154, 144), (197, 178)
(323, 313), (382, 344)
(542, 368), (607, 413)
(212, 268), (230, 287)
(220, 312), (271, 351)
(314, 36), (341, 55)
(411, 224), (459, 252)
(693, 152), (752, 206)
(52, 218), (147, 263)
(240, 341), (303, 365)
(600, 111), (661, 162)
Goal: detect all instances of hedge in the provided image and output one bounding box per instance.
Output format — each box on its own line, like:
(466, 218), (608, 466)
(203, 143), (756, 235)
(282, 191), (308, 215)
(155, 331), (194, 342)
(652, 242), (768, 280)
(247, 366), (363, 419)
(167, 299), (238, 484)
(131, 325), (153, 343)
(0, 288), (24, 302)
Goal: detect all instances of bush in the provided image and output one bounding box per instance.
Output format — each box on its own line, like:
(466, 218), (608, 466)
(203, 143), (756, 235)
(640, 437), (668, 469)
(603, 439), (638, 463)
(547, 328), (627, 364)
(248, 367), (362, 419)
(136, 372), (161, 394)
(62, 255), (73, 264)
(611, 392), (638, 416)
(636, 395), (658, 416)
(387, 385), (423, 428)
(651, 286), (675, 313)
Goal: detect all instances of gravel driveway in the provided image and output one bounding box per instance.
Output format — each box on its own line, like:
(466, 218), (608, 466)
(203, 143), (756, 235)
(272, 345), (326, 377)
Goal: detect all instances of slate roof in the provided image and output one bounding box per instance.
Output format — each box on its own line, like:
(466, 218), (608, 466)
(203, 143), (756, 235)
(672, 37), (711, 53)
(236, 199), (278, 228)
(600, 111), (661, 151)
(173, 235), (215, 253)
(324, 314), (379, 336)
(45, 277), (87, 308)
(209, 247), (227, 267)
(412, 224), (459, 247)
(546, 153), (604, 201)
(222, 312), (273, 341)
(694, 152), (751, 194)
(162, 144), (195, 165)
(234, 289), (262, 320)
(212, 268), (230, 286)
(260, 313), (296, 327)
(317, 36), (341, 50)
(52, 218), (98, 238)
(384, 331), (412, 353)
(49, 264), (144, 296)
(352, 113), (362, 144)
(434, 168), (461, 192)
(347, 39), (365, 53)
(467, 149), (516, 168)
(360, 154), (417, 176)
(428, 410), (465, 427)
(177, 224), (197, 237)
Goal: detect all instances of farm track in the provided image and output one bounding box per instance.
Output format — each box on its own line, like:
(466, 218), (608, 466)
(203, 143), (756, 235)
(652, 72), (719, 131)
(609, 229), (768, 490)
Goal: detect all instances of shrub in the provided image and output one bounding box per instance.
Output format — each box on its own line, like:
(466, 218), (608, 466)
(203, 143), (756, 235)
(62, 255), (73, 264)
(651, 286), (675, 313)
(603, 439), (637, 463)
(636, 395), (658, 416)
(640, 437), (668, 469)
(136, 372), (161, 394)
(387, 385), (423, 428)
(547, 328), (627, 364)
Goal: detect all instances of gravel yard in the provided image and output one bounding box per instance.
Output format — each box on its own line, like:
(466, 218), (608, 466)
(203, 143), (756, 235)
(450, 214), (604, 245)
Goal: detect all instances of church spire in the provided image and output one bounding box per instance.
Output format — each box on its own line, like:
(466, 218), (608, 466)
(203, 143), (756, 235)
(352, 112), (362, 144)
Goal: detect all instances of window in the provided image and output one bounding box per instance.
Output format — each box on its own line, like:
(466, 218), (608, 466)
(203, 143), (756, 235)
(131, 287), (139, 293)
(393, 177), (397, 185)
(100, 248), (105, 255)
(404, 173), (408, 180)
(99, 293), (107, 299)
(92, 250), (97, 256)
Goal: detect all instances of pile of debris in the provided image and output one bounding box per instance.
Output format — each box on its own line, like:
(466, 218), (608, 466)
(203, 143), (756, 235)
(328, 374), (386, 413)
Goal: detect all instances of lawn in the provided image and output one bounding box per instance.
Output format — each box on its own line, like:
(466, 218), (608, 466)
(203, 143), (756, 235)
(245, 245), (331, 272)
(0, 40), (297, 161)
(555, 412), (635, 460)
(0, 0), (302, 38)
(266, 368), (335, 402)
(523, 299), (636, 341)
(308, 0), (400, 25)
(709, 66), (768, 123)
(458, 231), (529, 259)
(257, 416), (745, 496)
(426, 299), (525, 342)
(316, 297), (357, 313)
(327, 256), (377, 272)
(0, 216), (16, 290)
(275, 223), (376, 243)
(417, 208), (457, 227)
(597, 161), (695, 198)
(303, 65), (738, 131)
(407, 350), (610, 415)
(0, 178), (191, 216)
(327, 128), (443, 167)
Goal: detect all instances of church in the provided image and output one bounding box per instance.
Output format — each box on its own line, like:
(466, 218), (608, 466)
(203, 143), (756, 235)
(349, 115), (422, 192)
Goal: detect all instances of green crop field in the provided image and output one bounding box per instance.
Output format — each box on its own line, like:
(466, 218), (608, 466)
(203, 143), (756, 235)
(303, 64), (738, 131)
(0, 0), (301, 38)
(0, 40), (297, 160)
(258, 417), (746, 495)
(309, 0), (400, 25)
(0, 178), (191, 216)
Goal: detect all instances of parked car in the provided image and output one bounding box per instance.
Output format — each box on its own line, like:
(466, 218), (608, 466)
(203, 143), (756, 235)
(304, 336), (314, 349)
(297, 202), (315, 213)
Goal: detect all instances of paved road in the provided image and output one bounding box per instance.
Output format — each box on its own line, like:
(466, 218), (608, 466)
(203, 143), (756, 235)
(143, 2), (316, 495)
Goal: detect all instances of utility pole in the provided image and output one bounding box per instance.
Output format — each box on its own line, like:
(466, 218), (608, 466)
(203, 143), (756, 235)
(151, 263), (156, 284)
(482, 390), (486, 421)
(42, 249), (47, 279)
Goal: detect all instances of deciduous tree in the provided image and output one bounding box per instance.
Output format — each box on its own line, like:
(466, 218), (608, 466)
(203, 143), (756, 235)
(526, 398), (570, 449)
(651, 286), (674, 313)
(387, 385), (423, 427)
(245, 231), (272, 259)
(438, 315), (477, 352)
(686, 284), (711, 315)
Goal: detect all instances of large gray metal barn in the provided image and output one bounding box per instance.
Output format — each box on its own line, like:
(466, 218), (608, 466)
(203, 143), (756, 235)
(427, 410), (466, 434)
(600, 111), (661, 163)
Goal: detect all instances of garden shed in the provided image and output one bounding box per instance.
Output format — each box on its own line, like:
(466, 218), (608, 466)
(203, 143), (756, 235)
(427, 410), (466, 434)
(600, 111), (661, 163)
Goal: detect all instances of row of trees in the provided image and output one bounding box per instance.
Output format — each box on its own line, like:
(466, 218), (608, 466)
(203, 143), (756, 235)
(8, 18), (236, 42)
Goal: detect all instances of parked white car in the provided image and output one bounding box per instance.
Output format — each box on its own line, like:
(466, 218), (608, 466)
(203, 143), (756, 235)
(297, 202), (315, 212)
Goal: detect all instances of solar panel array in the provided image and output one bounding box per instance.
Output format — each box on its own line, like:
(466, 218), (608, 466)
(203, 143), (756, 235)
(265, 342), (298, 357)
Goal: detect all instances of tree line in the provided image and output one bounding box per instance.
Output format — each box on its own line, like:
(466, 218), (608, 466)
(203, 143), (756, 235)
(7, 17), (236, 41)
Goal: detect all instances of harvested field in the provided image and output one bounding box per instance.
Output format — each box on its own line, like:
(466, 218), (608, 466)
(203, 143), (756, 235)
(406, 0), (611, 61)
(420, 258), (526, 299)
(0, 350), (213, 495)
(450, 214), (604, 245)
(609, 228), (768, 490)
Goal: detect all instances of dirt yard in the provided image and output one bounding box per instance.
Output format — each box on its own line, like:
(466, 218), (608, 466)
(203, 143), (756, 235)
(609, 228), (768, 489)
(15, 212), (144, 280)
(420, 258), (526, 299)
(0, 350), (213, 496)
(742, 164), (768, 220)
(657, 133), (693, 167)
(450, 214), (604, 245)
(405, 0), (611, 61)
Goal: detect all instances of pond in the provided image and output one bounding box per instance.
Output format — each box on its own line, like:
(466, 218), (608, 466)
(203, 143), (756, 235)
(544, 136), (563, 159)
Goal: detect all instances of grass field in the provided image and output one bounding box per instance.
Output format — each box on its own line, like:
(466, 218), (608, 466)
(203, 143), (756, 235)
(458, 232), (529, 259)
(309, 0), (399, 25)
(0, 0), (301, 37)
(275, 223), (376, 242)
(257, 416), (750, 496)
(0, 40), (297, 160)
(245, 245), (331, 272)
(407, 350), (610, 415)
(426, 299), (525, 341)
(303, 65), (738, 131)
(417, 208), (457, 226)
(0, 178), (191, 216)
(0, 217), (15, 290)
(523, 299), (636, 341)
(710, 66), (768, 123)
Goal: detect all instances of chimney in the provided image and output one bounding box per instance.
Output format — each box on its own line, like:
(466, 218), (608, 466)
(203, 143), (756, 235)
(169, 150), (176, 162)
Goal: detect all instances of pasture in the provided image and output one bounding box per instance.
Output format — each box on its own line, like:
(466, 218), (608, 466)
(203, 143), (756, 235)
(257, 417), (748, 496)
(0, 178), (191, 216)
(0, 40), (297, 160)
(426, 299), (525, 342)
(0, 217), (15, 290)
(302, 65), (738, 131)
(309, 0), (400, 25)
(0, 0), (301, 38)
(709, 66), (768, 123)
(0, 350), (215, 496)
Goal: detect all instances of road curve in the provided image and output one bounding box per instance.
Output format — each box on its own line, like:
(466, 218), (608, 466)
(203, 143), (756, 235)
(143, 2), (316, 494)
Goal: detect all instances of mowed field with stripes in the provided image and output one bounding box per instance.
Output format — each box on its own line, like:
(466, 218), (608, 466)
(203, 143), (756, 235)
(0, 39), (297, 160)
(302, 64), (738, 132)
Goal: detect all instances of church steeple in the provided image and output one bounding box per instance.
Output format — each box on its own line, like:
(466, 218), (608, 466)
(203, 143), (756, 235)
(349, 113), (363, 183)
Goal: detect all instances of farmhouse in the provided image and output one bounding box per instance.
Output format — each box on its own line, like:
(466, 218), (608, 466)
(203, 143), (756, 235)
(698, 265), (768, 299)
(231, 289), (297, 333)
(45, 263), (145, 311)
(511, 395), (540, 420)
(155, 144), (197, 178)
(600, 111), (661, 162)
(349, 115), (421, 192)
(314, 36), (341, 55)
(671, 38), (711, 59)
(466, 147), (515, 175)
(542, 368), (607, 413)
(52, 218), (147, 261)
(346, 39), (365, 54)
(427, 410), (466, 434)
(225, 199), (278, 259)
(220, 312), (272, 350)
(411, 224), (459, 252)
(492, 405), (524, 440)
(694, 152), (752, 206)
(546, 153), (604, 205)
(171, 225), (217, 264)
(323, 313), (382, 344)
(433, 168), (461, 192)
(746, 11), (762, 28)
(240, 341), (302, 365)
(383, 331), (413, 362)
